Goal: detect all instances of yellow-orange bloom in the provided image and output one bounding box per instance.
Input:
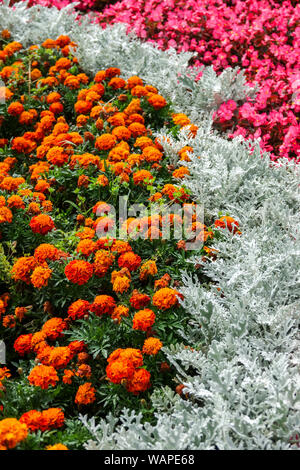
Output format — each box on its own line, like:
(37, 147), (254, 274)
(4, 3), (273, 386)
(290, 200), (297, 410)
(0, 418), (28, 450)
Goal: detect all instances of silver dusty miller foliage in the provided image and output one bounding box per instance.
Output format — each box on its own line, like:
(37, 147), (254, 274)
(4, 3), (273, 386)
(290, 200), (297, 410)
(1, 0), (299, 450)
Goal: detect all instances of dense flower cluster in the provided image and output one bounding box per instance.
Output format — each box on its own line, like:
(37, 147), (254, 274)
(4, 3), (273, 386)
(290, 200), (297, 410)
(0, 30), (239, 450)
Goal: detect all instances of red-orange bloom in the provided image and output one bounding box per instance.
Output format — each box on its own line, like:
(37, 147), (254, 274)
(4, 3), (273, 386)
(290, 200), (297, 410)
(64, 260), (94, 285)
(152, 287), (182, 310)
(28, 365), (59, 389)
(126, 368), (151, 394)
(133, 309), (156, 331)
(68, 299), (90, 320)
(74, 382), (96, 405)
(29, 214), (55, 235)
(90, 295), (116, 316)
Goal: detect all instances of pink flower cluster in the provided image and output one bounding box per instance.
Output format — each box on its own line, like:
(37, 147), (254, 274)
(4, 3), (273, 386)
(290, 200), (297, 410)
(8, 0), (99, 12)
(97, 0), (300, 162)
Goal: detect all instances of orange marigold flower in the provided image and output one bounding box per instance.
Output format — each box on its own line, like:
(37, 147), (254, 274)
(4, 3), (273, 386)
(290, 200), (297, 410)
(7, 101), (24, 116)
(75, 364), (92, 379)
(108, 348), (143, 368)
(46, 146), (69, 167)
(0, 418), (28, 450)
(0, 367), (11, 384)
(95, 133), (117, 151)
(214, 216), (240, 234)
(75, 382), (96, 405)
(105, 67), (121, 78)
(68, 340), (86, 355)
(132, 169), (154, 185)
(62, 369), (74, 384)
(1, 176), (25, 191)
(154, 273), (171, 290)
(129, 290), (151, 309)
(108, 77), (126, 89)
(94, 70), (106, 82)
(34, 243), (57, 264)
(126, 76), (143, 89)
(142, 146), (163, 163)
(19, 410), (48, 432)
(75, 227), (95, 239)
(30, 265), (52, 289)
(124, 98), (141, 116)
(77, 238), (97, 256)
(42, 317), (67, 341)
(46, 92), (61, 104)
(0, 206), (13, 224)
(132, 308), (155, 331)
(131, 85), (148, 97)
(147, 93), (167, 109)
(111, 125), (131, 141)
(94, 249), (115, 277)
(42, 408), (65, 429)
(172, 113), (191, 127)
(46, 443), (68, 450)
(106, 359), (135, 384)
(31, 332), (47, 353)
(90, 295), (116, 316)
(76, 114), (89, 127)
(2, 314), (16, 328)
(11, 136), (36, 154)
(49, 102), (63, 114)
(134, 136), (154, 149)
(65, 259), (94, 285)
(11, 256), (36, 284)
(14, 307), (28, 322)
(48, 347), (73, 369)
(107, 112), (126, 127)
(96, 174), (109, 187)
(30, 214), (55, 235)
(67, 299), (90, 320)
(172, 166), (190, 179)
(27, 365), (59, 389)
(111, 305), (129, 323)
(126, 368), (151, 394)
(139, 260), (157, 281)
(142, 337), (163, 355)
(152, 287), (182, 310)
(34, 179), (50, 193)
(111, 271), (131, 294)
(13, 333), (33, 356)
(128, 122), (147, 137)
(74, 100), (93, 114)
(118, 251), (141, 272)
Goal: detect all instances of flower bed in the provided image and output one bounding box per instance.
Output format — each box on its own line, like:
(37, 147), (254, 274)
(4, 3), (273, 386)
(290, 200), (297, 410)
(97, 0), (300, 162)
(0, 2), (299, 451)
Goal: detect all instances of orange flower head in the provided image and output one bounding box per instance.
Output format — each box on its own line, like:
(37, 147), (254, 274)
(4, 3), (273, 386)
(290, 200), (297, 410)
(30, 265), (52, 289)
(29, 214), (55, 235)
(27, 365), (59, 389)
(142, 337), (163, 355)
(152, 287), (182, 310)
(90, 295), (116, 316)
(0, 418), (28, 450)
(75, 382), (96, 405)
(132, 309), (156, 331)
(64, 259), (94, 285)
(13, 333), (33, 356)
(129, 290), (151, 309)
(126, 368), (151, 394)
(67, 299), (90, 320)
(42, 317), (67, 341)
